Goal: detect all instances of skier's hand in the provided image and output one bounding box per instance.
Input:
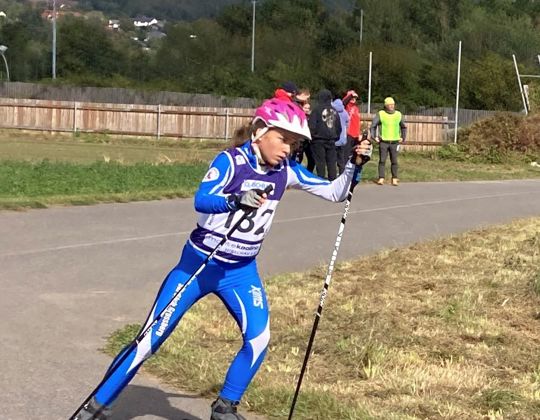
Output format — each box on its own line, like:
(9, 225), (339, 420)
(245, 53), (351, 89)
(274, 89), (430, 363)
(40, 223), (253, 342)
(241, 189), (267, 209)
(353, 138), (372, 157)
(374, 136), (381, 143)
(351, 138), (372, 165)
(229, 189), (268, 211)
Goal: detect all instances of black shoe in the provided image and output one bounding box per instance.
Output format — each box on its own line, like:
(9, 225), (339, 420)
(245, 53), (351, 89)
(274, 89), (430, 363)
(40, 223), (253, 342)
(210, 397), (246, 420)
(73, 397), (111, 420)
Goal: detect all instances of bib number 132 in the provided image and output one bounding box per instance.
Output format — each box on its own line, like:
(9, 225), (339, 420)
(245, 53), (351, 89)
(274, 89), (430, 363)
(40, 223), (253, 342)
(224, 208), (274, 235)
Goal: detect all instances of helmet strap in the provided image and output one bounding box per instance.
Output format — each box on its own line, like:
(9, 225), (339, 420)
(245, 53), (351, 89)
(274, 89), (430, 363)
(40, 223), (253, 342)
(251, 126), (269, 142)
(251, 126), (269, 167)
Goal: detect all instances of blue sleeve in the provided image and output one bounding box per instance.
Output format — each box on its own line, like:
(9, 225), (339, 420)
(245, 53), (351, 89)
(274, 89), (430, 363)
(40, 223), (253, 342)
(194, 152), (234, 214)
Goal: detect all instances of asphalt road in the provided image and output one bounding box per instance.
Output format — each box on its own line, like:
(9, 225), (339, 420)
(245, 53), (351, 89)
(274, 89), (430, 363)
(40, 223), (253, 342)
(1, 179), (539, 420)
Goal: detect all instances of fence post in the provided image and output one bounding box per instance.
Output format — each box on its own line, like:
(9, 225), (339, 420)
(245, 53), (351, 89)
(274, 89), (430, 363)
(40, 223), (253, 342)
(225, 108), (230, 140)
(157, 104), (161, 140)
(73, 102), (78, 133)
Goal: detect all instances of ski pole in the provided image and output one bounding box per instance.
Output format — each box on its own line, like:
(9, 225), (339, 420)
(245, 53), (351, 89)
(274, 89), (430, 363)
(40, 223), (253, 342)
(288, 138), (370, 419)
(70, 185), (274, 420)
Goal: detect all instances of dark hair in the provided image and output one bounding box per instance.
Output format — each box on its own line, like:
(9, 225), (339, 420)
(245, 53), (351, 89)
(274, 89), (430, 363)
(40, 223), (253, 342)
(281, 81), (298, 94)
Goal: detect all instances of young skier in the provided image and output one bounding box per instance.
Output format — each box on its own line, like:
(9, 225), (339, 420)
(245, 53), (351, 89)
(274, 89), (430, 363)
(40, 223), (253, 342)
(74, 98), (371, 420)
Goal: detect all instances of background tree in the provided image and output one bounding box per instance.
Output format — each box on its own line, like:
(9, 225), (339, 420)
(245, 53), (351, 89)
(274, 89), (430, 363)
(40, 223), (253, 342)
(0, 8), (48, 81)
(57, 16), (127, 79)
(1, 0), (539, 111)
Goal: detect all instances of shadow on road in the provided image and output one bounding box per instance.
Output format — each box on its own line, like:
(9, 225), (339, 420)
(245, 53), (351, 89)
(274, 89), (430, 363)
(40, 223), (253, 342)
(111, 384), (204, 419)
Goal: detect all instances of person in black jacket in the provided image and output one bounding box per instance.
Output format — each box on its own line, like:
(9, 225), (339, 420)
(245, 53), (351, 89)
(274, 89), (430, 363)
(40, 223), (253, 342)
(308, 89), (341, 180)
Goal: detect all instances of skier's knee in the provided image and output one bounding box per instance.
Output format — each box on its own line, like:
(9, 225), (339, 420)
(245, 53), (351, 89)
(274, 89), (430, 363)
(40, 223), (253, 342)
(246, 322), (270, 364)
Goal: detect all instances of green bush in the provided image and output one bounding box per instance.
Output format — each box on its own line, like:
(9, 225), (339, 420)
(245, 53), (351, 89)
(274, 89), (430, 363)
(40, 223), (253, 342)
(528, 81), (540, 113)
(457, 113), (540, 163)
(436, 144), (467, 161)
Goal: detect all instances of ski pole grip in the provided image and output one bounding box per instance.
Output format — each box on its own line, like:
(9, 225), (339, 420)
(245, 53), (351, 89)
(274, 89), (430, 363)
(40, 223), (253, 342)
(354, 130), (372, 166)
(354, 152), (371, 166)
(242, 185), (273, 216)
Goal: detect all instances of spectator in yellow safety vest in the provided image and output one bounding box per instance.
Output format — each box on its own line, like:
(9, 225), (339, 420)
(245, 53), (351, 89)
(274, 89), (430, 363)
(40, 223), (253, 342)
(370, 97), (407, 186)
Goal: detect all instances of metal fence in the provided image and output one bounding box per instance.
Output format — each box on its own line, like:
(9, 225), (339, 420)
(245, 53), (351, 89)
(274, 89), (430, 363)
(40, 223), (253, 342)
(364, 104), (502, 128)
(0, 82), (259, 108)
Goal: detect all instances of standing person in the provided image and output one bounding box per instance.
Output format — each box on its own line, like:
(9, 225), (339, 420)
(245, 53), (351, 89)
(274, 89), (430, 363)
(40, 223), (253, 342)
(298, 103), (314, 167)
(308, 89), (341, 180)
(343, 90), (361, 169)
(301, 102), (311, 115)
(273, 81), (298, 102)
(370, 97), (407, 186)
(293, 88), (314, 167)
(73, 99), (371, 420)
(294, 88), (311, 108)
(332, 96), (350, 175)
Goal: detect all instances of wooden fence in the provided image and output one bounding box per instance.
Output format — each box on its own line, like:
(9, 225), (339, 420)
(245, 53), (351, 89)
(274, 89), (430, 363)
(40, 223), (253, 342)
(361, 113), (451, 151)
(0, 98), (451, 150)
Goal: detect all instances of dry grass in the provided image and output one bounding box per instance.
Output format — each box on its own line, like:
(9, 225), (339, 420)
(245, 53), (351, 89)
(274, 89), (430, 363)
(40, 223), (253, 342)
(1, 129), (539, 182)
(110, 222), (539, 417)
(0, 129), (224, 164)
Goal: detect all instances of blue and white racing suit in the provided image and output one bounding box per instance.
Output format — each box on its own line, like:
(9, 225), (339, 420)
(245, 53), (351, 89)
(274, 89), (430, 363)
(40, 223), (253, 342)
(94, 140), (357, 407)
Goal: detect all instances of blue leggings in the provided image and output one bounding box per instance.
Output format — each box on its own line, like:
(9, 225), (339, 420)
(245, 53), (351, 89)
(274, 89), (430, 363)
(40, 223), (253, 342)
(95, 243), (270, 406)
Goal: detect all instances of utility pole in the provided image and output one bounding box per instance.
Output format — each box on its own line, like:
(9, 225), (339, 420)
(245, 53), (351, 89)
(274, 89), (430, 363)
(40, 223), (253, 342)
(359, 9), (364, 43)
(251, 1), (256, 73)
(454, 41), (462, 144)
(0, 45), (9, 82)
(367, 51), (372, 114)
(52, 0), (57, 79)
(513, 54), (529, 115)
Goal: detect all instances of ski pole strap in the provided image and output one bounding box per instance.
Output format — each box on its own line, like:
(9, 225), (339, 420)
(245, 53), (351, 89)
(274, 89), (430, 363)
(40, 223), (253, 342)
(262, 184), (274, 195)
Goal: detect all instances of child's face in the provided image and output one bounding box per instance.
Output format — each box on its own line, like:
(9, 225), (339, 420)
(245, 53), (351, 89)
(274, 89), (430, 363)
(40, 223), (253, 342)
(255, 127), (296, 166)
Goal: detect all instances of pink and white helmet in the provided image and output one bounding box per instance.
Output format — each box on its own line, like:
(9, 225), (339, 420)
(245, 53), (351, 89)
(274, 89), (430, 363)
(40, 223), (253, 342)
(252, 98), (311, 140)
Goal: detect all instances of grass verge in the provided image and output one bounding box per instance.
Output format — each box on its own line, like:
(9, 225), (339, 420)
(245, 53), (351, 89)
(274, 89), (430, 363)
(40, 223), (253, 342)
(107, 218), (540, 419)
(1, 131), (539, 210)
(0, 160), (207, 209)
(394, 150), (540, 182)
(0, 130), (224, 164)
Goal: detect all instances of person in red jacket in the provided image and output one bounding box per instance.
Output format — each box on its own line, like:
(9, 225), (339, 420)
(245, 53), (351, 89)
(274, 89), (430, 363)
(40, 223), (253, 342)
(273, 81), (298, 102)
(341, 90), (361, 170)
